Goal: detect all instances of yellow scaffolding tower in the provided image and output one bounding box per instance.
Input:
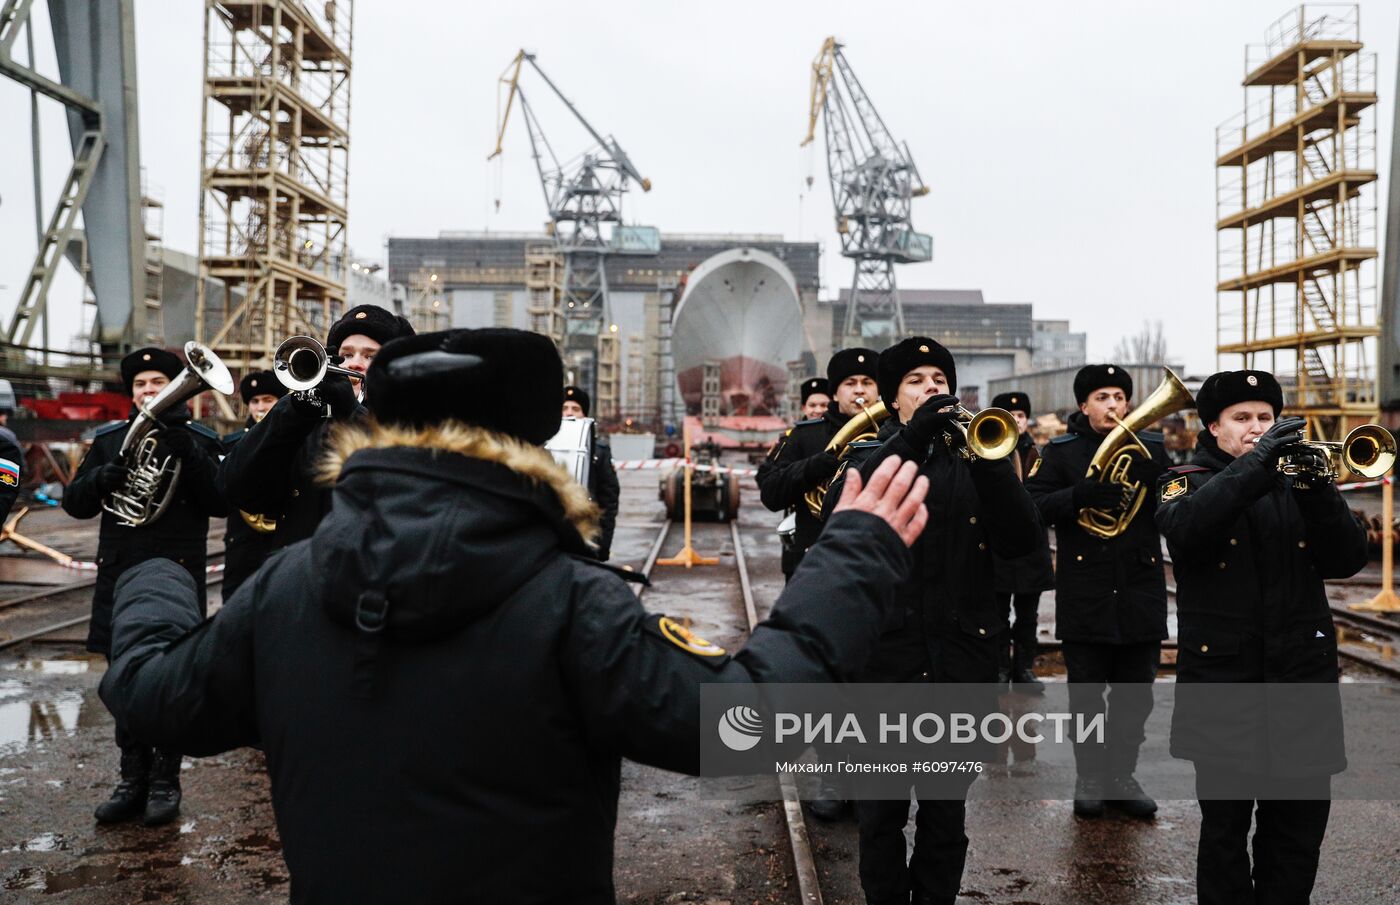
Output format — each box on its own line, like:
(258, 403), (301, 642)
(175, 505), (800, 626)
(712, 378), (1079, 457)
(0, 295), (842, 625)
(1215, 4), (1380, 442)
(195, 0), (354, 419)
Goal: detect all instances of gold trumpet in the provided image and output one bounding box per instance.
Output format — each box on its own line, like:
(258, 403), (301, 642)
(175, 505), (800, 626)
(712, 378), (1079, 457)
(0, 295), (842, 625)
(1278, 424), (1397, 481)
(948, 405), (1020, 462)
(1078, 368), (1194, 540)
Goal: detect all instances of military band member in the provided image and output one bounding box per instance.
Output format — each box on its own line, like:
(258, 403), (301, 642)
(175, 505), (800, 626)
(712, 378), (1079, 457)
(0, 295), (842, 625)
(97, 327), (930, 904)
(220, 371), (287, 599)
(798, 376), (832, 420)
(989, 391), (1054, 691)
(757, 348), (880, 581)
(62, 347), (226, 826)
(824, 338), (1041, 905)
(1024, 364), (1168, 819)
(0, 400), (24, 524)
(1156, 370), (1363, 905)
(562, 385), (620, 561)
(220, 304), (414, 548)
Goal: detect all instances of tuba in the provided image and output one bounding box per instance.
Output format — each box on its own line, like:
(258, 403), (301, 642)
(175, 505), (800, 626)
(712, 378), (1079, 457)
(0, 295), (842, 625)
(1278, 423), (1397, 481)
(1077, 368), (1193, 539)
(104, 342), (235, 527)
(803, 400), (889, 518)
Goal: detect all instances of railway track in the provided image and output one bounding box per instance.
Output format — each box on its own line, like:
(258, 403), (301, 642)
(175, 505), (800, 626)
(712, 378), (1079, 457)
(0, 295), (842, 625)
(0, 550), (226, 653)
(631, 516), (824, 905)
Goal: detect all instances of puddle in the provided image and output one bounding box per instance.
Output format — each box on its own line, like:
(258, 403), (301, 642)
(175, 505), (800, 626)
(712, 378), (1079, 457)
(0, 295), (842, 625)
(0, 687), (102, 754)
(1337, 626), (1396, 660)
(2, 832), (69, 853)
(8, 656), (96, 676)
(2, 862), (125, 893)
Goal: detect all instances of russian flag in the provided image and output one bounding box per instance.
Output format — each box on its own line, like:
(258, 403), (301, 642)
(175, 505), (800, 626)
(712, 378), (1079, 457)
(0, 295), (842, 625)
(0, 458), (18, 485)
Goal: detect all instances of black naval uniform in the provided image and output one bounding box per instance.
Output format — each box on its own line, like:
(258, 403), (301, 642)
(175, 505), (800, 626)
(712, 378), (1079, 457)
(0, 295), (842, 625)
(62, 407), (226, 656)
(219, 388), (364, 549)
(220, 420), (282, 598)
(756, 409), (848, 578)
(1157, 430), (1363, 905)
(0, 421), (24, 524)
(993, 431), (1055, 680)
(826, 416), (1041, 905)
(98, 426), (913, 905)
(1024, 411), (1169, 790)
(588, 433), (620, 561)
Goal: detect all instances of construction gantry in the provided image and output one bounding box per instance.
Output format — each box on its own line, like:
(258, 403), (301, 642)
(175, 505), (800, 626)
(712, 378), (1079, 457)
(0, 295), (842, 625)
(196, 0), (354, 418)
(1215, 4), (1379, 441)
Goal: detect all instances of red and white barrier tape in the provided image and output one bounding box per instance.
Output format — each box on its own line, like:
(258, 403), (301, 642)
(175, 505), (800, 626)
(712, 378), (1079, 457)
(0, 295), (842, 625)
(614, 458), (758, 477)
(1338, 476), (1392, 492)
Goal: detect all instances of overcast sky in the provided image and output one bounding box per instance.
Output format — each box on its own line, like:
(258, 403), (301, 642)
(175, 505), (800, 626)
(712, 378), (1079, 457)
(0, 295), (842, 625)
(2, 0), (1399, 375)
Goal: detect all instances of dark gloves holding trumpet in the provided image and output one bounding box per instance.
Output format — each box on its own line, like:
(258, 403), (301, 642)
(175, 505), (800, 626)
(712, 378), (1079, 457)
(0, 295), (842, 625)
(319, 374), (359, 420)
(902, 394), (961, 446)
(1250, 416), (1307, 463)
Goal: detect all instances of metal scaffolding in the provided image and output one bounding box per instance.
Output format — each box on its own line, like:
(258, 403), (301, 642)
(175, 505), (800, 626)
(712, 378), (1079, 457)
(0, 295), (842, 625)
(1215, 4), (1380, 441)
(196, 0), (353, 417)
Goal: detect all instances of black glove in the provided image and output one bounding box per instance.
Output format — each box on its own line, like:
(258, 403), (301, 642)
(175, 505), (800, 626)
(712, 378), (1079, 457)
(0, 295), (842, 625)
(1288, 447), (1333, 490)
(1125, 456), (1165, 486)
(803, 451), (841, 483)
(319, 375), (359, 420)
(97, 462), (129, 494)
(902, 394), (961, 445)
(1073, 478), (1125, 511)
(1251, 416), (1307, 462)
(161, 428), (196, 461)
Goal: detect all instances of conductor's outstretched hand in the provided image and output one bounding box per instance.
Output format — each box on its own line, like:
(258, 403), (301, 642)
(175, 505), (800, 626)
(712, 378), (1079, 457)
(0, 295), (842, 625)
(831, 456), (929, 547)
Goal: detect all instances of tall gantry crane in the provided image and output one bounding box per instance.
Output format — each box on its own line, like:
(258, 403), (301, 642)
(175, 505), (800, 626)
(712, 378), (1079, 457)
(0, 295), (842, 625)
(804, 37), (931, 346)
(490, 51), (657, 413)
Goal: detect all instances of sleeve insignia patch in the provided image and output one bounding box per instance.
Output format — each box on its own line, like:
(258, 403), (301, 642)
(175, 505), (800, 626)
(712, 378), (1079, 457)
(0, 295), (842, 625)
(1027, 457), (1042, 478)
(1160, 476), (1188, 502)
(658, 616), (727, 657)
(0, 458), (18, 486)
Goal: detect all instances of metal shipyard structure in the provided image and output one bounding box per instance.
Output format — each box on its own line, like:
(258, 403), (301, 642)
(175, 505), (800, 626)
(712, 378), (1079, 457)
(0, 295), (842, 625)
(1215, 4), (1381, 442)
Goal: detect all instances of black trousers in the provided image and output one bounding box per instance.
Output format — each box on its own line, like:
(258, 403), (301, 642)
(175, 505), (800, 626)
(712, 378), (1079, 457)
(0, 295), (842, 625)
(1195, 768), (1331, 905)
(855, 778), (975, 905)
(994, 591), (1041, 672)
(1061, 640), (1160, 779)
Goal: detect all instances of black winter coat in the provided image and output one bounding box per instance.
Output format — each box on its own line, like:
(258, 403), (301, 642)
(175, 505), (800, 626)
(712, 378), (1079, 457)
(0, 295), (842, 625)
(1156, 434), (1365, 777)
(219, 394), (365, 548)
(757, 409), (848, 575)
(0, 424), (23, 524)
(62, 408), (225, 654)
(824, 417), (1042, 682)
(992, 432), (1055, 595)
(587, 435), (620, 561)
(99, 421), (912, 905)
(1025, 412), (1169, 644)
(220, 423), (281, 599)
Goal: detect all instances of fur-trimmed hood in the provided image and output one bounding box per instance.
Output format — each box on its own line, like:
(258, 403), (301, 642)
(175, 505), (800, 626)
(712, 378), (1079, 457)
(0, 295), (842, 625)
(309, 420), (600, 641)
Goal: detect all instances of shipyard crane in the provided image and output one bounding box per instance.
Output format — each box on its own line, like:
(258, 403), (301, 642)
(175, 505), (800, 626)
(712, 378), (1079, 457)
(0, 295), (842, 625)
(489, 51), (656, 413)
(804, 37), (931, 345)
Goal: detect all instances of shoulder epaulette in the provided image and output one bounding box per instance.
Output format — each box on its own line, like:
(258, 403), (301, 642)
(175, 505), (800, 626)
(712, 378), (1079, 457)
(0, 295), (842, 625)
(1138, 430), (1165, 443)
(1049, 432), (1079, 445)
(1167, 464), (1210, 474)
(222, 428), (246, 445)
(792, 417), (825, 428)
(185, 422), (221, 442)
(848, 439), (882, 450)
(93, 420), (127, 438)
(570, 555), (651, 586)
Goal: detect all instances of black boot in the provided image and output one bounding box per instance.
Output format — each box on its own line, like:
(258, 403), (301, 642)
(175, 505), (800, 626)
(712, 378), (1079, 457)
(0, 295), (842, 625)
(1012, 667), (1045, 694)
(1073, 775), (1105, 818)
(143, 749), (183, 826)
(94, 745), (151, 824)
(808, 775), (849, 821)
(1107, 774), (1158, 819)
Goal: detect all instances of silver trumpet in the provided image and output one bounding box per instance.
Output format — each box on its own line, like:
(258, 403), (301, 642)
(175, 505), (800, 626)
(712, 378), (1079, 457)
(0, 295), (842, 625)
(273, 335), (364, 399)
(103, 342), (235, 527)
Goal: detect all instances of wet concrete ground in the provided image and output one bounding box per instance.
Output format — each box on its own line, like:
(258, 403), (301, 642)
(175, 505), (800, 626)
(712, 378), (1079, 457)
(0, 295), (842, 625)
(1, 468), (1399, 902)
